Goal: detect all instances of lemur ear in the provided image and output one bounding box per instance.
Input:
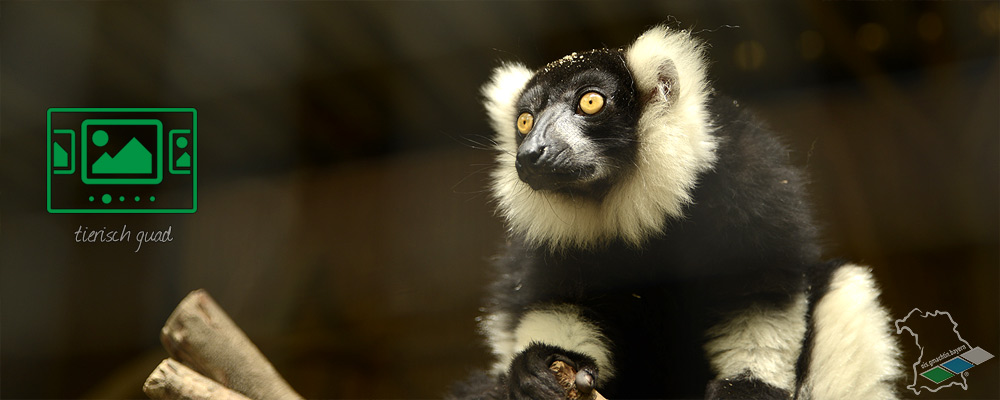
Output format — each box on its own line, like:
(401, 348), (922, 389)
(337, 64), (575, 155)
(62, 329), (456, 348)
(644, 58), (679, 106)
(481, 62), (533, 140)
(626, 25), (705, 110)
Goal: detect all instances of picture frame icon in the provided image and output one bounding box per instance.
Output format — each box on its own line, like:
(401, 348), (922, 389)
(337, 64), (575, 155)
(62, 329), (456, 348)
(47, 108), (197, 214)
(81, 119), (164, 185)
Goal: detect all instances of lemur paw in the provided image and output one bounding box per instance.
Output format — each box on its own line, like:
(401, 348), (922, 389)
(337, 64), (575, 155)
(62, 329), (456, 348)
(504, 343), (599, 400)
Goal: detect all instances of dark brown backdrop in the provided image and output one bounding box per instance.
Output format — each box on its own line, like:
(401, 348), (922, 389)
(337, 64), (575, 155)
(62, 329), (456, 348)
(2, 1), (997, 398)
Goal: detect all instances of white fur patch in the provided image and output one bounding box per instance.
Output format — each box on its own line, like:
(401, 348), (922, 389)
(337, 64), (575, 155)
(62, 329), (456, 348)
(489, 306), (616, 379)
(704, 294), (808, 391)
(482, 62), (534, 142)
(799, 264), (902, 400)
(484, 25), (718, 250)
(481, 310), (518, 374)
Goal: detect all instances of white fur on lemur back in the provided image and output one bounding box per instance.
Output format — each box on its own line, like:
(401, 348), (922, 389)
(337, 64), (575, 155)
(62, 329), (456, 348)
(799, 264), (902, 400)
(704, 294), (808, 391)
(484, 26), (718, 250)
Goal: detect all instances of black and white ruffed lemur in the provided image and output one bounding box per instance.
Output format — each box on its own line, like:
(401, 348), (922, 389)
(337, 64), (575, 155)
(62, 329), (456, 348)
(449, 26), (901, 399)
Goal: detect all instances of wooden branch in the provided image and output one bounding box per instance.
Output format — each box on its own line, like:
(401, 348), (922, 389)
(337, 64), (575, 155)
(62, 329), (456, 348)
(144, 358), (252, 400)
(145, 289), (611, 400)
(148, 289), (302, 400)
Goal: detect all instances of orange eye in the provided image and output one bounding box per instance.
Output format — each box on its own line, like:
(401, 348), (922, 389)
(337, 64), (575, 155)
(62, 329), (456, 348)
(579, 92), (605, 115)
(517, 112), (534, 135)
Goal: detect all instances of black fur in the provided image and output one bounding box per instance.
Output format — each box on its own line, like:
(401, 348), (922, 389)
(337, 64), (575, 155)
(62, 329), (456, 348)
(705, 372), (791, 400)
(793, 259), (845, 394)
(446, 30), (871, 397)
(506, 344), (600, 399)
(450, 92), (826, 399)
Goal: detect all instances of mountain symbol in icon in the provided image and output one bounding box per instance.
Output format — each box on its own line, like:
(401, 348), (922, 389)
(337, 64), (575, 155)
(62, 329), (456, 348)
(92, 137), (152, 174)
(176, 152), (191, 168)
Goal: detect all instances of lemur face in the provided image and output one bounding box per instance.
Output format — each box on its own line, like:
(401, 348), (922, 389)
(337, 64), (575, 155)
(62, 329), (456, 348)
(511, 49), (641, 200)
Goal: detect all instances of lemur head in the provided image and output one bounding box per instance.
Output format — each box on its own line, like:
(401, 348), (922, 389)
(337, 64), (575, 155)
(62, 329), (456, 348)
(483, 26), (718, 250)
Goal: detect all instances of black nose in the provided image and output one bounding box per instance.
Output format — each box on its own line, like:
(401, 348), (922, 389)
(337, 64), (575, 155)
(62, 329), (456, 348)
(516, 144), (546, 171)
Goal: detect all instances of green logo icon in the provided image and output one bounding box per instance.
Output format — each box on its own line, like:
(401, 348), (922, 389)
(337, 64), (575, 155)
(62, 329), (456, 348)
(47, 108), (197, 213)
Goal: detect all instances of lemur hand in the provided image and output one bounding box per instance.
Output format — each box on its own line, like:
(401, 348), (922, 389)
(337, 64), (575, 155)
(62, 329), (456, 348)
(504, 343), (599, 400)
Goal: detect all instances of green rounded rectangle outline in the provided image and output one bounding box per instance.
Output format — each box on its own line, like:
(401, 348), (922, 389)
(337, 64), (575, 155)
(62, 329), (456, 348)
(46, 107), (197, 214)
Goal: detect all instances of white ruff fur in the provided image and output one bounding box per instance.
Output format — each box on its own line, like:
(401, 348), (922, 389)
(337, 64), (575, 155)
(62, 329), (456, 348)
(799, 264), (901, 400)
(483, 26), (718, 250)
(704, 294), (808, 391)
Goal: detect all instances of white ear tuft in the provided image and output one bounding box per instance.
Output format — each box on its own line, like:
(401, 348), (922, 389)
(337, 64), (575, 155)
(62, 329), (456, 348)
(481, 63), (533, 143)
(626, 26), (711, 108)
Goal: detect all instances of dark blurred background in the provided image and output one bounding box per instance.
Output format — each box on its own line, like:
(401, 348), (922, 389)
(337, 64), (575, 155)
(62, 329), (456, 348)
(1, 1), (997, 399)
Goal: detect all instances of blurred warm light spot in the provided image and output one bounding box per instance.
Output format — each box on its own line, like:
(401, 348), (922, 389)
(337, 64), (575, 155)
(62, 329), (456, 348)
(799, 30), (825, 60)
(917, 12), (944, 43)
(734, 40), (766, 71)
(981, 3), (1000, 35)
(857, 23), (889, 52)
